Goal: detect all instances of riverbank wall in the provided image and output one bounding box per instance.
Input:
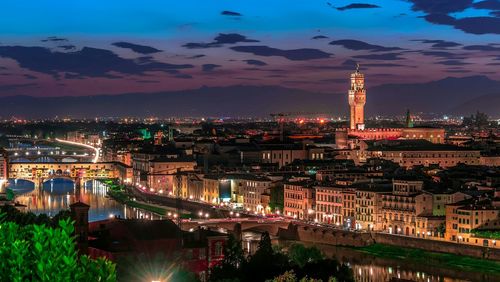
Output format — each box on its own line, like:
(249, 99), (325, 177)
(278, 224), (374, 247)
(372, 232), (500, 261)
(278, 223), (500, 261)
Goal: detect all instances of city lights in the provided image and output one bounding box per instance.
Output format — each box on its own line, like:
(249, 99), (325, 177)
(0, 4), (498, 280)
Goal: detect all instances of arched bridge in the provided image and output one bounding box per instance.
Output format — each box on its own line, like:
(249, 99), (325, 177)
(8, 162), (122, 190)
(181, 219), (291, 237)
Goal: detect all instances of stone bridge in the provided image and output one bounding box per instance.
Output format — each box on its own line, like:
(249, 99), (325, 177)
(8, 162), (121, 190)
(181, 219), (291, 238)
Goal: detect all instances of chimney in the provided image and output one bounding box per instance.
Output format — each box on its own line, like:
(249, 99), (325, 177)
(70, 201), (90, 255)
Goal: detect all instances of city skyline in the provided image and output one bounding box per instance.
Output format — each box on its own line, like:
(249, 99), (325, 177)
(1, 0), (499, 98)
(1, 2), (499, 281)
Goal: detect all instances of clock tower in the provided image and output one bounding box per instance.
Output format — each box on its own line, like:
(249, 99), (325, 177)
(348, 64), (366, 130)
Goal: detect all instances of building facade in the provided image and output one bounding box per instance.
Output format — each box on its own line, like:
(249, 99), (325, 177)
(284, 181), (315, 220)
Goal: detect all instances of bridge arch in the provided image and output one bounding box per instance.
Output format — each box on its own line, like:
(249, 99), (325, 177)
(61, 157), (78, 163)
(10, 178), (36, 187)
(42, 176), (76, 184)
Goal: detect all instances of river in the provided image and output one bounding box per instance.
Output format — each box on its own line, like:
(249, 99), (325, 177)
(8, 178), (164, 221)
(7, 179), (499, 282)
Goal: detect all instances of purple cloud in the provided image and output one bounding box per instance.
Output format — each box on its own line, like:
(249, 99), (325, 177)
(221, 10), (242, 16)
(230, 45), (332, 61)
(112, 42), (162, 54)
(0, 46), (193, 78)
(330, 39), (403, 52)
(243, 59), (268, 66)
(183, 33), (259, 49)
(337, 3), (380, 11)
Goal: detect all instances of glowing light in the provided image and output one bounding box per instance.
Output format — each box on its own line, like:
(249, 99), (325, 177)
(55, 138), (100, 163)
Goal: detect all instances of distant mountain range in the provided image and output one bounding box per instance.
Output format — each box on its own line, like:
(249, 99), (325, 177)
(367, 75), (500, 116)
(0, 75), (498, 118)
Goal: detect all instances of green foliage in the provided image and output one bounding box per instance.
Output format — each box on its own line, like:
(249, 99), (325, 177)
(6, 188), (15, 201)
(107, 190), (171, 215)
(471, 229), (500, 240)
(0, 217), (116, 281)
(269, 185), (284, 212)
(0, 204), (71, 227)
(223, 235), (245, 268)
(287, 244), (324, 268)
(267, 271), (298, 282)
(209, 233), (353, 282)
(358, 244), (500, 274)
(267, 270), (338, 282)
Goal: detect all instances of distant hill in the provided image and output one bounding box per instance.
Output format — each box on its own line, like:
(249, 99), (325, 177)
(0, 86), (347, 118)
(366, 75), (500, 116)
(0, 76), (498, 118)
(450, 93), (500, 116)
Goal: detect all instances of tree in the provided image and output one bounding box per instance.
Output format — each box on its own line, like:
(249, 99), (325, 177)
(0, 204), (71, 228)
(210, 234), (246, 282)
(0, 217), (116, 281)
(268, 271), (337, 282)
(256, 232), (273, 258)
(209, 233), (353, 282)
(287, 244), (324, 268)
(244, 232), (289, 282)
(223, 234), (245, 268)
(269, 185), (284, 213)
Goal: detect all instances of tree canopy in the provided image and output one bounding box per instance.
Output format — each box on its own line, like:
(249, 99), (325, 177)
(0, 216), (116, 281)
(209, 232), (353, 282)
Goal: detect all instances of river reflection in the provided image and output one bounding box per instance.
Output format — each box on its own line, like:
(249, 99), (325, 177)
(8, 179), (164, 222)
(290, 242), (498, 282)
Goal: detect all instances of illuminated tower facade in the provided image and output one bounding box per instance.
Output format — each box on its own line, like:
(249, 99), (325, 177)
(348, 64), (366, 130)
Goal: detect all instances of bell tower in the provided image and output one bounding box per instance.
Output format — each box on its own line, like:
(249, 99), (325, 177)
(348, 64), (366, 130)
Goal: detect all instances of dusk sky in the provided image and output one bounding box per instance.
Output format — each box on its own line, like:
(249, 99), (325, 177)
(0, 0), (499, 97)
